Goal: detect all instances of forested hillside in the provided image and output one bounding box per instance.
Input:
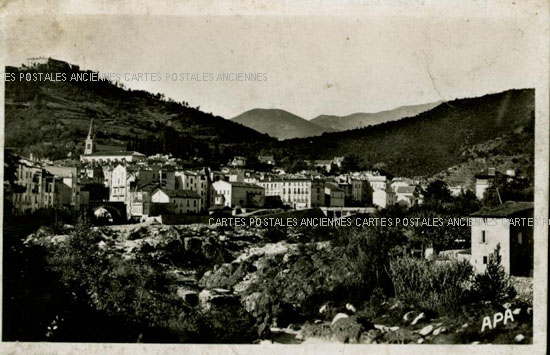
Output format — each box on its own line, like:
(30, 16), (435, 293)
(4, 66), (274, 163)
(268, 89), (535, 178)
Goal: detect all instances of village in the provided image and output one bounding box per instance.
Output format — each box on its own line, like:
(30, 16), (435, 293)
(4, 116), (534, 280)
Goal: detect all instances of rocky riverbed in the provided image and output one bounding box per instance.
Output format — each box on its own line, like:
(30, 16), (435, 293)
(24, 222), (533, 344)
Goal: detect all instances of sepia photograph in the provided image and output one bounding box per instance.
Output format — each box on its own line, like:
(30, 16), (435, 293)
(0, 1), (548, 354)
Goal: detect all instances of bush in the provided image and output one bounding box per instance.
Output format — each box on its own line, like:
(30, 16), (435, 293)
(472, 244), (516, 304)
(389, 256), (473, 316)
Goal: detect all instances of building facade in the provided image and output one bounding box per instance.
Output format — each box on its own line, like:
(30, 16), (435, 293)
(257, 178), (325, 209)
(470, 201), (534, 276)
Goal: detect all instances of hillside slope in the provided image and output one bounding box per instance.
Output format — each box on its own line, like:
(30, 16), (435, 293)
(4, 66), (274, 163)
(311, 102), (441, 131)
(270, 89), (535, 178)
(231, 109), (331, 140)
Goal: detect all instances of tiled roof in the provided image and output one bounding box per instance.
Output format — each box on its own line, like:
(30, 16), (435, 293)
(470, 201), (534, 217)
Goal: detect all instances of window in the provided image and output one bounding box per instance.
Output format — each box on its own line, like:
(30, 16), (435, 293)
(483, 256), (488, 265)
(481, 231), (486, 244)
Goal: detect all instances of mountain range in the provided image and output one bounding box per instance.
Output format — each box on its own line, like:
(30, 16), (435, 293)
(4, 59), (534, 180)
(310, 102), (441, 132)
(231, 102), (441, 140)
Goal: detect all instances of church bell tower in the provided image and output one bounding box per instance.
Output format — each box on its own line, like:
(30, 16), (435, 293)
(84, 118), (96, 155)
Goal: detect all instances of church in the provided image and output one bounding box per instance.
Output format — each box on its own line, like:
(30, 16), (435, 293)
(80, 119), (146, 164)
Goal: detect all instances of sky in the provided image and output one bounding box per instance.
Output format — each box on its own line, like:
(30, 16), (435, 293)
(1, 5), (545, 119)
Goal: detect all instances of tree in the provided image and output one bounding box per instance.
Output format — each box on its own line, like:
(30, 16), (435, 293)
(483, 173), (532, 207)
(473, 244), (516, 304)
(340, 154), (360, 173)
(423, 180), (452, 210)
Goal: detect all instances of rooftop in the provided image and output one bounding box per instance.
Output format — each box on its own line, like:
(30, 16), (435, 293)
(470, 201), (534, 218)
(82, 151), (146, 157)
(396, 186), (417, 194)
(154, 188), (201, 199)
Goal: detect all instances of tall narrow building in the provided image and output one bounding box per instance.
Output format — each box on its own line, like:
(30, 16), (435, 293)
(84, 118), (96, 155)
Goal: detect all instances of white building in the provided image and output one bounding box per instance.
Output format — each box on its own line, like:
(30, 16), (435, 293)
(470, 201), (533, 276)
(212, 180), (265, 208)
(175, 170), (211, 211)
(151, 188), (201, 214)
(257, 178), (325, 209)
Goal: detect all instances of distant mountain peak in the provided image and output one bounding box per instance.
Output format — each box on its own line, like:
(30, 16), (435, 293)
(231, 108), (332, 140)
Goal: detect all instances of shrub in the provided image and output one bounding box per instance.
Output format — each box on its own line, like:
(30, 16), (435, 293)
(472, 244), (516, 304)
(389, 256), (473, 316)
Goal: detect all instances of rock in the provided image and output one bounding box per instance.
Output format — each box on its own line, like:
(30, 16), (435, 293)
(319, 304), (329, 314)
(331, 313), (349, 325)
(417, 338), (424, 344)
(212, 288), (231, 294)
(514, 334), (525, 343)
(389, 326), (400, 331)
(503, 302), (512, 309)
(198, 289), (238, 311)
(461, 323), (469, 328)
(243, 292), (264, 315)
(419, 325), (434, 336)
(403, 311), (415, 322)
(345, 303), (357, 313)
(513, 308), (521, 315)
(411, 312), (426, 325)
(433, 326), (446, 336)
(233, 275), (257, 294)
(471, 341), (480, 345)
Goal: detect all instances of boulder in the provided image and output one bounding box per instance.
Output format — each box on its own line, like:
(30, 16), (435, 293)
(198, 289), (239, 311)
(411, 312), (426, 325)
(432, 326), (446, 336)
(513, 308), (521, 315)
(331, 313), (349, 325)
(419, 324), (434, 336)
(243, 292), (265, 316)
(514, 334), (525, 343)
(345, 303), (357, 313)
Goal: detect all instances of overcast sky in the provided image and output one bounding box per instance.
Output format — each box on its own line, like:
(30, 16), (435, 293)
(2, 7), (544, 119)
